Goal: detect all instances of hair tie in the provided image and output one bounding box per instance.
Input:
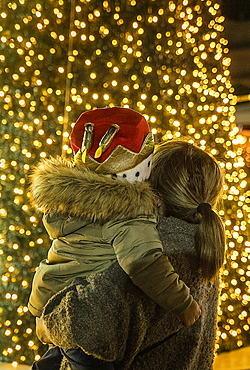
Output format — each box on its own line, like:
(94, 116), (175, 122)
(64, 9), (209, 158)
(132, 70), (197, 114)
(197, 203), (212, 213)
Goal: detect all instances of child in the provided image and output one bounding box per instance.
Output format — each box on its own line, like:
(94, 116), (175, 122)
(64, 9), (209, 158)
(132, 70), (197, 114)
(29, 107), (200, 369)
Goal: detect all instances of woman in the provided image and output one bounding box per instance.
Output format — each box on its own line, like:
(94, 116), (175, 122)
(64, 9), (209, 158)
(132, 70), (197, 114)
(35, 140), (225, 370)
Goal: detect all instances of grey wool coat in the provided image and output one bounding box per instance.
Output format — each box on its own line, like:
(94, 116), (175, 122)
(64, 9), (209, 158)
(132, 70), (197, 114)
(42, 216), (220, 370)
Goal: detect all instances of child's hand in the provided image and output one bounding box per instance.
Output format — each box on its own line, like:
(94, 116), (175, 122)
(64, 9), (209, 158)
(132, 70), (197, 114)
(178, 299), (201, 327)
(36, 316), (52, 344)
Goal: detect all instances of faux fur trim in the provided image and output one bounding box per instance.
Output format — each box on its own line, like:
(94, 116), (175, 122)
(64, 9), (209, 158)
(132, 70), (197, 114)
(29, 156), (157, 224)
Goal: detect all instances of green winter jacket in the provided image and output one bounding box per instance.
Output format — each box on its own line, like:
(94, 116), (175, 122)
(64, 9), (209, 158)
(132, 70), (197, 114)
(28, 156), (192, 317)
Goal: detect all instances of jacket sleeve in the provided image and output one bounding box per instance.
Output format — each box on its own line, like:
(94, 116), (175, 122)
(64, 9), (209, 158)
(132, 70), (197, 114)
(28, 261), (57, 317)
(28, 257), (89, 317)
(102, 216), (192, 314)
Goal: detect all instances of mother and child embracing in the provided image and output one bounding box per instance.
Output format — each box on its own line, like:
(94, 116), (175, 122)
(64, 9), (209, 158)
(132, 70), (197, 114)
(28, 107), (225, 370)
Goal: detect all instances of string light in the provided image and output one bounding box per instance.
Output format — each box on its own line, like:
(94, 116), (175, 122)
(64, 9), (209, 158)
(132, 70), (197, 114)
(0, 0), (249, 365)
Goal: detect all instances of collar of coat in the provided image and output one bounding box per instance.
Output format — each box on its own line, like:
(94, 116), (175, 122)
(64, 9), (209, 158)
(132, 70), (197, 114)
(30, 156), (157, 224)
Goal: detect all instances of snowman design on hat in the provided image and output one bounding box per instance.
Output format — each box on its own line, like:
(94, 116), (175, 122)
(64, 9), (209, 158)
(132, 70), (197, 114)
(70, 107), (154, 183)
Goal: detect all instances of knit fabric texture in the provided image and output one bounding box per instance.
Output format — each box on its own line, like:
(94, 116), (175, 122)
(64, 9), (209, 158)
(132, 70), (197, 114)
(42, 216), (219, 370)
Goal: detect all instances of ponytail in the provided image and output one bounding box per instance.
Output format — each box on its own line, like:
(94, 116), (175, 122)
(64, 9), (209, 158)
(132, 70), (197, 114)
(150, 140), (226, 282)
(195, 205), (225, 282)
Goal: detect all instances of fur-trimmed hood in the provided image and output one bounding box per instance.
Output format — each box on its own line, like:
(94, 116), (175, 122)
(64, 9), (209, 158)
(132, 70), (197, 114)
(30, 156), (157, 224)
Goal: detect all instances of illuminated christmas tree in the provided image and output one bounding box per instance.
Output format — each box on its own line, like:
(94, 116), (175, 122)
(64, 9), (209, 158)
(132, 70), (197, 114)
(0, 0), (249, 366)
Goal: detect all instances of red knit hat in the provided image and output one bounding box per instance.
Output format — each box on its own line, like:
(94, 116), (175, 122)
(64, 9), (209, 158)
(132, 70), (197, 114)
(70, 107), (154, 176)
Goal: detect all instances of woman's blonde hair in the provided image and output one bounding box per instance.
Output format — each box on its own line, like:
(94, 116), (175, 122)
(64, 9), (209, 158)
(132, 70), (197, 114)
(150, 140), (225, 282)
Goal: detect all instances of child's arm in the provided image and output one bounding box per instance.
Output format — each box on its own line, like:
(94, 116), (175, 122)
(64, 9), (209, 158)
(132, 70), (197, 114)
(178, 299), (201, 327)
(103, 216), (200, 323)
(28, 262), (55, 317)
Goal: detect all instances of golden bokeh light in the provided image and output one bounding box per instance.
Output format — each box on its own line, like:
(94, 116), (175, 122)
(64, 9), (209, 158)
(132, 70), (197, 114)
(0, 0), (249, 365)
